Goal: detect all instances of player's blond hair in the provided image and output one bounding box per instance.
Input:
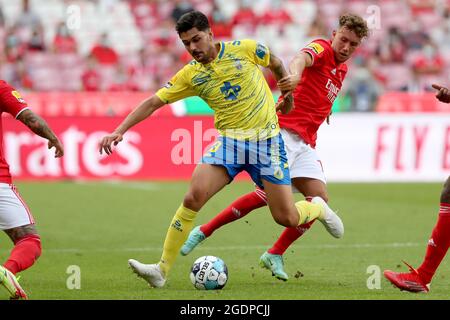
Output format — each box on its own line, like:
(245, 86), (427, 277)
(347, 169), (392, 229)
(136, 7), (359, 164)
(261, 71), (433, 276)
(339, 13), (369, 39)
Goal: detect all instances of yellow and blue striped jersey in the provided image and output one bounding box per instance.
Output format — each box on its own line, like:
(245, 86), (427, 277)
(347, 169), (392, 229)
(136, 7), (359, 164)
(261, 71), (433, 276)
(156, 39), (279, 140)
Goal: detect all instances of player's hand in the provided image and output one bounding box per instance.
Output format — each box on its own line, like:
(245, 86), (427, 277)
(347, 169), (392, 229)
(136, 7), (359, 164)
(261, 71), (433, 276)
(277, 74), (300, 92)
(99, 132), (123, 155)
(432, 84), (450, 103)
(48, 139), (64, 158)
(275, 92), (293, 114)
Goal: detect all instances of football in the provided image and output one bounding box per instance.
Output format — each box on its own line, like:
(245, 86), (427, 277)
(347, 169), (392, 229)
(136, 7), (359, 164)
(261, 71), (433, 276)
(189, 256), (228, 290)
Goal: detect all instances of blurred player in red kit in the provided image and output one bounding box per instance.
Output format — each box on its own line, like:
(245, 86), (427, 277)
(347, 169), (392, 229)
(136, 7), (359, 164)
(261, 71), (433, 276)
(384, 84), (450, 292)
(181, 14), (369, 280)
(0, 80), (64, 299)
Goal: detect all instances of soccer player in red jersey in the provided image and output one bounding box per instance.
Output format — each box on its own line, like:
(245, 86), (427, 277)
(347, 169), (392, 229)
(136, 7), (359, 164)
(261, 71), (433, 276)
(0, 80), (64, 299)
(181, 14), (369, 280)
(384, 84), (450, 292)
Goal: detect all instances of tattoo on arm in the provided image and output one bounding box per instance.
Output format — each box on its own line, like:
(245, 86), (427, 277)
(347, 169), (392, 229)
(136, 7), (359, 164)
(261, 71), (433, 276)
(18, 110), (58, 142)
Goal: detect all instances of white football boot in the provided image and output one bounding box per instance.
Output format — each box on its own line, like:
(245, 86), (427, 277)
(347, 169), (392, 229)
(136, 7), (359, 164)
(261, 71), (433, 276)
(312, 196), (344, 238)
(128, 259), (166, 288)
(0, 265), (27, 299)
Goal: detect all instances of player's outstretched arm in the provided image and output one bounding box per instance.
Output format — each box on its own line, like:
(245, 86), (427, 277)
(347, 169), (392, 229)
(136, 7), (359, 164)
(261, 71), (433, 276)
(267, 53), (292, 114)
(277, 52), (312, 93)
(432, 84), (450, 103)
(17, 109), (64, 158)
(99, 95), (165, 155)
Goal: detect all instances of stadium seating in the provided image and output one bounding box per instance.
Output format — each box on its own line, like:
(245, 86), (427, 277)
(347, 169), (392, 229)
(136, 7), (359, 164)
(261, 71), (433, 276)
(0, 0), (448, 113)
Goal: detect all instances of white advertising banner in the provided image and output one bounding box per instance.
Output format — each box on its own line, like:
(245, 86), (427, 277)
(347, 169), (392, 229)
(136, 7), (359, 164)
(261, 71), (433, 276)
(4, 114), (449, 182)
(316, 113), (450, 182)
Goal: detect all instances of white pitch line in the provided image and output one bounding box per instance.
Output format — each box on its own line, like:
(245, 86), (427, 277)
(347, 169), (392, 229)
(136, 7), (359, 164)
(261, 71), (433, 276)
(74, 181), (160, 191)
(2, 242), (423, 254)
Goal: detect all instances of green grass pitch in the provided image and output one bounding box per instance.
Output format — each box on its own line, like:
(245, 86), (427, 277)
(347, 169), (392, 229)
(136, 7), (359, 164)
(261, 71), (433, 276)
(0, 180), (448, 300)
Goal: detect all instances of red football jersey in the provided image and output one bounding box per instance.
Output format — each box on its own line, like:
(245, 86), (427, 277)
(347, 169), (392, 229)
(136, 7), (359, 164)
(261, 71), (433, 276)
(278, 39), (348, 147)
(0, 81), (29, 183)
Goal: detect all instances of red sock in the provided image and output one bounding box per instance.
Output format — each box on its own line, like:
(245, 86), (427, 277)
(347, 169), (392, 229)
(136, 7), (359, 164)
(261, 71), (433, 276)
(200, 189), (267, 237)
(268, 220), (316, 255)
(267, 196), (315, 255)
(417, 203), (450, 284)
(3, 234), (42, 275)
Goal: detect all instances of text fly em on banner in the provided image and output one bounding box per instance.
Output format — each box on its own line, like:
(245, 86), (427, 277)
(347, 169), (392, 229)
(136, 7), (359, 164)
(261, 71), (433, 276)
(316, 113), (450, 182)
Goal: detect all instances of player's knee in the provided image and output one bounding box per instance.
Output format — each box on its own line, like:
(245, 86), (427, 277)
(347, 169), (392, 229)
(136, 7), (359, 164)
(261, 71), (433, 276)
(441, 178), (450, 203)
(273, 212), (298, 228)
(280, 216), (298, 228)
(183, 191), (206, 211)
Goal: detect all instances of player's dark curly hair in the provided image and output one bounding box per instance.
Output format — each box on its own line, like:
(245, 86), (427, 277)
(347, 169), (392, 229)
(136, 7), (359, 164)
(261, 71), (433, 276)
(175, 11), (210, 34)
(339, 13), (369, 39)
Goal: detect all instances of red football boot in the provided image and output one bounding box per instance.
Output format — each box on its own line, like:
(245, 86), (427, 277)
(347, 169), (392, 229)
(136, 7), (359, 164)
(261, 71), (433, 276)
(384, 261), (430, 293)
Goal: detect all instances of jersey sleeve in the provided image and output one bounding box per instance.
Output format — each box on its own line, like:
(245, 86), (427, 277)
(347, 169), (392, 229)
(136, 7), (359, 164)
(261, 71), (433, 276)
(301, 40), (329, 67)
(155, 65), (196, 104)
(0, 84), (29, 118)
(240, 39), (271, 67)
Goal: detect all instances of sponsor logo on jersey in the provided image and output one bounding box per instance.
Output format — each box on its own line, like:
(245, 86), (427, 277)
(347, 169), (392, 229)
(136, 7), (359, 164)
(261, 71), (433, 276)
(255, 43), (267, 59)
(306, 42), (324, 55)
(220, 81), (241, 101)
(325, 78), (341, 104)
(11, 90), (26, 104)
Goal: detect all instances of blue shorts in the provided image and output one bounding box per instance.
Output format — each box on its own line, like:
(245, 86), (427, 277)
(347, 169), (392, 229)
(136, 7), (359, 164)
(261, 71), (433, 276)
(201, 133), (291, 189)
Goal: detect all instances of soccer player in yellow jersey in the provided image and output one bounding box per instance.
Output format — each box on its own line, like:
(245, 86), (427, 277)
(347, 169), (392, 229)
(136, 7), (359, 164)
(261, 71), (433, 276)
(99, 11), (343, 288)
